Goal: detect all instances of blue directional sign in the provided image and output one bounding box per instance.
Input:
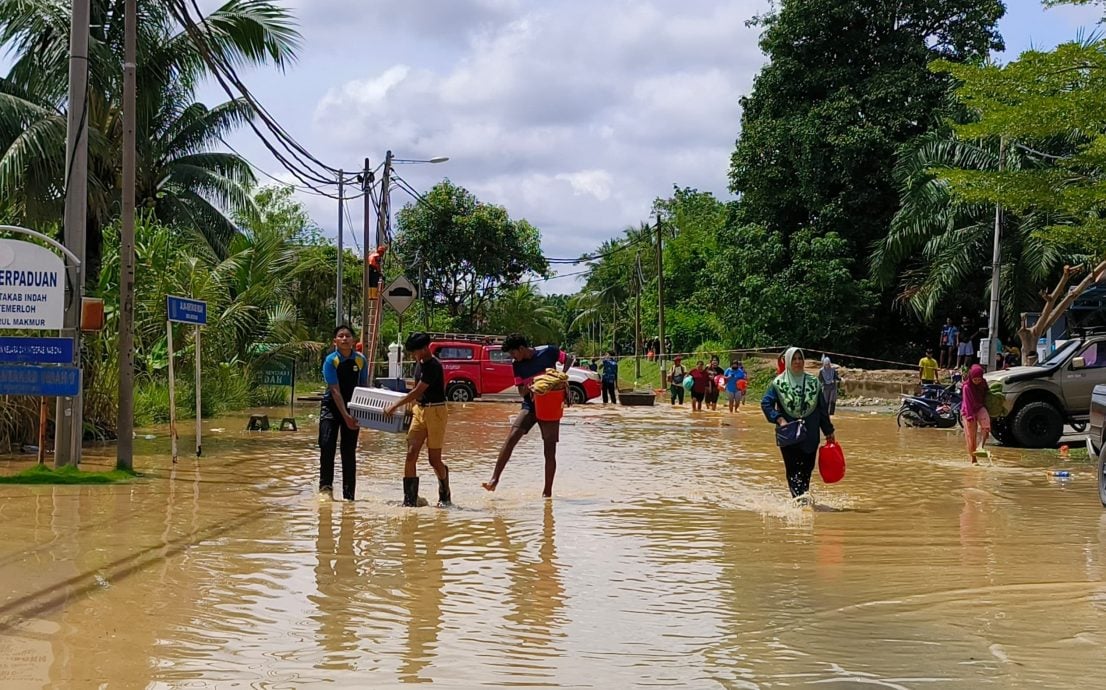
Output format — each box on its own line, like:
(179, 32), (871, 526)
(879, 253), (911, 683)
(167, 295), (207, 325)
(0, 365), (80, 396)
(0, 337), (73, 364)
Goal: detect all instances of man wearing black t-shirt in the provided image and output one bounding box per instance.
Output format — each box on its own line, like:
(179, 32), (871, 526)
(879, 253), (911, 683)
(384, 332), (451, 507)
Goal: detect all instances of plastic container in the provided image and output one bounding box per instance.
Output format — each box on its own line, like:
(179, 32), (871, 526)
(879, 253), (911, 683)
(818, 441), (846, 483)
(533, 391), (564, 422)
(348, 387), (413, 433)
(737, 379), (748, 392)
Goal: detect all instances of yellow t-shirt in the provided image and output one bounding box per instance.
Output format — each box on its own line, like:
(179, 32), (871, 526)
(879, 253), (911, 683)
(919, 357), (939, 381)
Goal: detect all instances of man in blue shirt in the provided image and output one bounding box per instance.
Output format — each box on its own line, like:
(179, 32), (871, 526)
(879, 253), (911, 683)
(318, 324), (369, 500)
(483, 333), (574, 498)
(723, 359), (746, 413)
(601, 350), (619, 404)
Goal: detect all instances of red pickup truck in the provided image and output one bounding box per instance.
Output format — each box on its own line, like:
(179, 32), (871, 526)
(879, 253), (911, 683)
(429, 339), (602, 404)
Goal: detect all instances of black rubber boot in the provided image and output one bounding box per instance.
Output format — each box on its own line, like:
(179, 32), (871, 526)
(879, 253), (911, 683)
(402, 476), (420, 507)
(438, 467), (451, 506)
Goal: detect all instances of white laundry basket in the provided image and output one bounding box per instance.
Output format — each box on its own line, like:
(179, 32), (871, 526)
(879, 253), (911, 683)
(348, 387), (412, 433)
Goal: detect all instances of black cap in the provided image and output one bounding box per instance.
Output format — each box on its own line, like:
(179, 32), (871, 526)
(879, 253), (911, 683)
(405, 332), (431, 352)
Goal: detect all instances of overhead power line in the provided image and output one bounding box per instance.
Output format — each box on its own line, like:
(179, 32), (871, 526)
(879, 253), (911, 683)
(169, 0), (353, 198)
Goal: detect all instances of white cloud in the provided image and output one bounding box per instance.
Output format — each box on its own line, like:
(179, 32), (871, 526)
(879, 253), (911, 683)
(295, 0), (769, 293)
(184, 0), (1106, 294)
(555, 170), (614, 202)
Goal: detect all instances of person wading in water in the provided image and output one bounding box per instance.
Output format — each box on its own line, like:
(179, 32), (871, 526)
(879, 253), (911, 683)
(318, 324), (368, 500)
(482, 334), (575, 498)
(761, 347), (836, 504)
(384, 332), (452, 507)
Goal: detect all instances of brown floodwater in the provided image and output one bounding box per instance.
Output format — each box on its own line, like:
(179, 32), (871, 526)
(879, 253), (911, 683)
(0, 401), (1104, 688)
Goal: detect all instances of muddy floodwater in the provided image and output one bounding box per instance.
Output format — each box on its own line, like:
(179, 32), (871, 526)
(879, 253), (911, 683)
(1, 401), (1105, 688)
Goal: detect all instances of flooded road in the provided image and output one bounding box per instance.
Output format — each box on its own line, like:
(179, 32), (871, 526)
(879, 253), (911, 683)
(1, 401), (1105, 688)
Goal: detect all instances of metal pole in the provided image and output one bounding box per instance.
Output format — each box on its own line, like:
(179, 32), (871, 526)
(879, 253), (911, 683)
(336, 169), (344, 327)
(378, 151), (393, 248)
(194, 325), (201, 457)
(635, 252), (642, 380)
(420, 260), (429, 330)
(56, 0), (90, 468)
(361, 158), (371, 355)
(167, 320), (178, 464)
(37, 397), (47, 465)
(987, 138), (1005, 371)
(116, 0), (137, 471)
(656, 216), (666, 390)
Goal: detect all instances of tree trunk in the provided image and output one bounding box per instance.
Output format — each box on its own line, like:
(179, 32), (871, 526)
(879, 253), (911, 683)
(1017, 260), (1106, 365)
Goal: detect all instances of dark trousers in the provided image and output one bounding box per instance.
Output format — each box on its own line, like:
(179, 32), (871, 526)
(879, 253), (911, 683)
(780, 444), (817, 498)
(602, 380), (618, 404)
(670, 385), (684, 405)
(319, 405), (359, 499)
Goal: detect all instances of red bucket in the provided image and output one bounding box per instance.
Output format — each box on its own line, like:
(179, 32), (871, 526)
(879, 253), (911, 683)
(533, 391), (564, 422)
(818, 441), (846, 484)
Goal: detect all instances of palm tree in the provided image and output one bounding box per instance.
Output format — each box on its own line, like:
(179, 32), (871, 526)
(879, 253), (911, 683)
(0, 0), (300, 283)
(569, 282), (628, 350)
(487, 285), (563, 344)
(871, 132), (1075, 329)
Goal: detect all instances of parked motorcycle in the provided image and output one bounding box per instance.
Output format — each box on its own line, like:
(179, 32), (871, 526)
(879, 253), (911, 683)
(897, 393), (962, 429)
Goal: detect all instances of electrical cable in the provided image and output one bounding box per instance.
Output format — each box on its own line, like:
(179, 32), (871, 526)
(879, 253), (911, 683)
(181, 0), (341, 178)
(543, 232), (654, 264)
(169, 0), (345, 195)
(220, 137), (366, 200)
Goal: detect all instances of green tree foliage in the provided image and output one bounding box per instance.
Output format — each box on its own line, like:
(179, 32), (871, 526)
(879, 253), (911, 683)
(393, 180), (548, 330)
(872, 132), (1075, 328)
(486, 284), (563, 344)
(728, 0), (1004, 352)
(0, 0), (300, 282)
(732, 0), (1004, 247)
(84, 186), (330, 434)
(934, 36), (1106, 252)
(710, 226), (875, 349)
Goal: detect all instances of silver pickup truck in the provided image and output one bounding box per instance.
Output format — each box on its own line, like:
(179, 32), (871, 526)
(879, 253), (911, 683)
(1085, 385), (1106, 507)
(985, 336), (1106, 449)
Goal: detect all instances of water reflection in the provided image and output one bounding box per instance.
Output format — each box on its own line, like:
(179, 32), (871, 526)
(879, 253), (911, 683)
(0, 405), (1104, 687)
(397, 512), (445, 684)
(312, 502), (360, 672)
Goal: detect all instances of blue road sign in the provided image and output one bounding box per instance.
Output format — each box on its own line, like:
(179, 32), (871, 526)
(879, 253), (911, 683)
(0, 364), (80, 396)
(168, 295), (207, 325)
(0, 337), (73, 364)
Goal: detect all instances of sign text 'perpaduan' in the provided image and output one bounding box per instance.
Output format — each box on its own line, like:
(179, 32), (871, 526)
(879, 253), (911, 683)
(0, 240), (65, 330)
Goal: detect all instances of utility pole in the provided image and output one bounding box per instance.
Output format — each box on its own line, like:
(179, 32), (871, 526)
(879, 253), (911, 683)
(361, 158), (372, 355)
(656, 216), (666, 390)
(336, 169), (344, 327)
(986, 137), (1005, 372)
(377, 151), (393, 247)
(56, 0), (90, 468)
(420, 260), (429, 330)
(116, 0), (137, 471)
(635, 252), (642, 380)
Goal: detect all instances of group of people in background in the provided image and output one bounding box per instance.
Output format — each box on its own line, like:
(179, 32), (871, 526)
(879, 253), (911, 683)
(667, 355), (749, 412)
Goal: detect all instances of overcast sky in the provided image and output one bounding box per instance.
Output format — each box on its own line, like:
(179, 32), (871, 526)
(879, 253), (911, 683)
(196, 0), (1103, 294)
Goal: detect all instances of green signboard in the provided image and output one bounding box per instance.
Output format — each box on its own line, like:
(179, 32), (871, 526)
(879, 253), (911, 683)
(260, 363), (293, 387)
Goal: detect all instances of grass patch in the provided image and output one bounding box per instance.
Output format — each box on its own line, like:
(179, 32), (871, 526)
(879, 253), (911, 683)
(0, 464), (139, 485)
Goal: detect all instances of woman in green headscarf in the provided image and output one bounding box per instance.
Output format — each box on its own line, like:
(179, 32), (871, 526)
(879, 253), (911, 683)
(761, 347), (837, 501)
